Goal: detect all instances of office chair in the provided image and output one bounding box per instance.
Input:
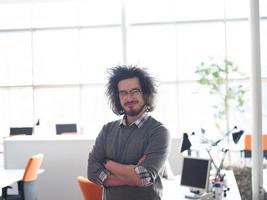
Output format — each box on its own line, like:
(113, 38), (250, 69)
(1, 153), (44, 200)
(244, 134), (267, 159)
(244, 134), (252, 158)
(77, 176), (102, 200)
(55, 124), (77, 135)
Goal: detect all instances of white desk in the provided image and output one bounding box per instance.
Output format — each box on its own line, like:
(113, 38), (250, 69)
(264, 169), (267, 194)
(0, 169), (45, 189)
(162, 170), (241, 200)
(3, 135), (95, 200)
(0, 169), (25, 189)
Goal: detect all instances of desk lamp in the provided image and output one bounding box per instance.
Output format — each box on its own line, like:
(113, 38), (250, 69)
(181, 126), (244, 196)
(181, 133), (192, 152)
(180, 127), (244, 191)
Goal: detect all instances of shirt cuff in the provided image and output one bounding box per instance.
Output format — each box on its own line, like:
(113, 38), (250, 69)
(97, 168), (111, 185)
(135, 166), (153, 186)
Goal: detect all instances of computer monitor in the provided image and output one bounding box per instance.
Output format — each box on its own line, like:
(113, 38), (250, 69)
(180, 156), (211, 199)
(10, 127), (33, 136)
(56, 123), (77, 135)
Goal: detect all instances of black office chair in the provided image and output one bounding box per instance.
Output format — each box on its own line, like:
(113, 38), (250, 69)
(9, 127), (33, 136)
(1, 154), (44, 200)
(55, 123), (77, 135)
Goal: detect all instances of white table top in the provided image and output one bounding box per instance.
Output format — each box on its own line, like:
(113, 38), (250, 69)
(190, 141), (244, 152)
(3, 135), (93, 142)
(0, 169), (45, 189)
(162, 170), (241, 200)
(0, 169), (25, 189)
(263, 169), (267, 192)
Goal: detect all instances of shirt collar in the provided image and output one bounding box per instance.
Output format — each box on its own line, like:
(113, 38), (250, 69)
(120, 112), (149, 128)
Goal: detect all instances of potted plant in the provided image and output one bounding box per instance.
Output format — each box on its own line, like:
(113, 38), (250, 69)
(195, 58), (247, 135)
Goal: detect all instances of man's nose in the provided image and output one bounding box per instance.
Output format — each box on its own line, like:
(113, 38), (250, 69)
(125, 93), (134, 100)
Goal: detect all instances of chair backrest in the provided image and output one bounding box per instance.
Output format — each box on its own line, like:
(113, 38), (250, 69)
(244, 134), (267, 158)
(10, 127), (33, 136)
(244, 134), (267, 150)
(56, 124), (77, 135)
(263, 135), (267, 150)
(23, 153), (44, 182)
(77, 176), (102, 200)
(245, 135), (252, 150)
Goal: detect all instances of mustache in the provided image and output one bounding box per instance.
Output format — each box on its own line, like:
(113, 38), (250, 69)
(124, 101), (138, 106)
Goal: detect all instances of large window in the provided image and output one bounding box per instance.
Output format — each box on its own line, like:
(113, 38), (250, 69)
(0, 0), (266, 139)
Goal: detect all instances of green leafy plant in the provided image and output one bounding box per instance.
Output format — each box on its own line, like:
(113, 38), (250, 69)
(195, 58), (247, 134)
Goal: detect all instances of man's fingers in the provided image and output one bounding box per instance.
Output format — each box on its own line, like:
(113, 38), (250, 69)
(137, 155), (146, 164)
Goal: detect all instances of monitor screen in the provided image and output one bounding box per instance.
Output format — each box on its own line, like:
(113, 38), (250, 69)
(56, 124), (77, 135)
(180, 157), (211, 192)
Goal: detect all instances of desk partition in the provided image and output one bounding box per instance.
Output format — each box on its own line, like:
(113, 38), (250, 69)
(162, 170), (241, 200)
(4, 135), (94, 200)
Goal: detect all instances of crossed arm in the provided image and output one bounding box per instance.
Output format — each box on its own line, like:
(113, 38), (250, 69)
(103, 155), (146, 187)
(88, 124), (170, 188)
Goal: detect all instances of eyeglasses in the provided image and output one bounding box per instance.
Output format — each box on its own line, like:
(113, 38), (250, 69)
(118, 88), (142, 98)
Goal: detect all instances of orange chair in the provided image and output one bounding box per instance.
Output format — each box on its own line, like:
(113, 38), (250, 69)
(77, 176), (102, 200)
(244, 134), (267, 158)
(1, 153), (44, 200)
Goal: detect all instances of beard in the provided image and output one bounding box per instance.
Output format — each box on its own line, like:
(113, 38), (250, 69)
(123, 102), (146, 117)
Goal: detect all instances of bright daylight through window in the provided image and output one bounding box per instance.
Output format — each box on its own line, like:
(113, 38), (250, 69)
(0, 0), (266, 142)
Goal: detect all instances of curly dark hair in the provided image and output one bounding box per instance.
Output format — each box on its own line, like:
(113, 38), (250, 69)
(106, 65), (157, 115)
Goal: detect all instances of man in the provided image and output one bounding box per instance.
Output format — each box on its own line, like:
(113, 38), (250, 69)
(87, 65), (170, 200)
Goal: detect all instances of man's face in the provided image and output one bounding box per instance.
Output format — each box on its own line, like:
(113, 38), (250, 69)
(118, 77), (145, 117)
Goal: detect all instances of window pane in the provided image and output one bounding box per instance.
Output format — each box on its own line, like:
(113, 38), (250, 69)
(153, 83), (179, 137)
(263, 82), (267, 131)
(33, 30), (80, 85)
(128, 0), (175, 23)
(177, 82), (248, 139)
(0, 32), (32, 86)
(81, 85), (116, 138)
(0, 89), (9, 137)
(226, 21), (250, 77)
(228, 81), (251, 131)
(80, 28), (122, 84)
(0, 3), (31, 29)
(260, 0), (267, 17)
(0, 87), (34, 138)
(179, 81), (251, 138)
(128, 25), (177, 81)
(176, 23), (225, 80)
(178, 83), (216, 137)
(79, 0), (121, 25)
(225, 0), (249, 19)
(175, 0), (224, 21)
(261, 20), (267, 77)
(34, 87), (80, 135)
(32, 1), (79, 28)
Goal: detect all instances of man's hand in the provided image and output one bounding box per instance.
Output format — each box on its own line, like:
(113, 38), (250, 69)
(103, 174), (126, 186)
(137, 155), (146, 165)
(104, 160), (142, 186)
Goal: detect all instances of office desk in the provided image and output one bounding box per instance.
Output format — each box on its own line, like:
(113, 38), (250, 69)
(0, 169), (44, 189)
(187, 141), (243, 156)
(162, 170), (241, 200)
(0, 169), (25, 189)
(4, 135), (95, 200)
(264, 169), (267, 194)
